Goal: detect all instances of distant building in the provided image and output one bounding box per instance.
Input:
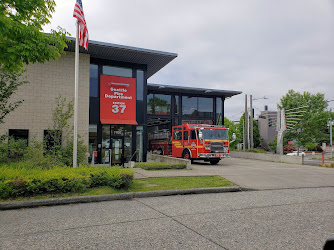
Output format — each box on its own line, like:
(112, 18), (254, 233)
(257, 106), (277, 146)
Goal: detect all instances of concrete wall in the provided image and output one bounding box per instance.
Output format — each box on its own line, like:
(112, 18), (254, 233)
(231, 151), (304, 165)
(0, 52), (90, 145)
(147, 152), (192, 169)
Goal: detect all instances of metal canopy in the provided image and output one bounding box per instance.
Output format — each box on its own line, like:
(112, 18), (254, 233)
(65, 37), (177, 78)
(148, 83), (242, 98)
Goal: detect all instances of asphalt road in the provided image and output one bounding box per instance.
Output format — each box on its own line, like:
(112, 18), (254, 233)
(136, 158), (334, 190)
(210, 158), (334, 190)
(1, 187), (333, 249)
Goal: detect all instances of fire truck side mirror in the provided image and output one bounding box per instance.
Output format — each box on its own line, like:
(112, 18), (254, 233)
(232, 133), (236, 141)
(198, 130), (203, 140)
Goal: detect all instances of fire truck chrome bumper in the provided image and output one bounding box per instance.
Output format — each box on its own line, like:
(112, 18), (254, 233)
(199, 153), (228, 158)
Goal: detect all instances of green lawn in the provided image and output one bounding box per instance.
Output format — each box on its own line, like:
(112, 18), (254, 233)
(1, 176), (233, 202)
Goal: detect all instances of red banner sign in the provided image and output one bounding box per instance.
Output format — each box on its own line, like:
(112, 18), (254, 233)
(100, 75), (137, 125)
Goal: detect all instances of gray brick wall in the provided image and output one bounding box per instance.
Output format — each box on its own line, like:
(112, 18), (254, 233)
(0, 52), (90, 146)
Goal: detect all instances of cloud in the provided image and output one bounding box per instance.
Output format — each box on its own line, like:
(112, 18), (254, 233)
(44, 0), (334, 120)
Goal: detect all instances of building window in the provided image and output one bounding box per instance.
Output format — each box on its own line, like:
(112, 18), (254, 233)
(8, 129), (29, 146)
(182, 96), (197, 116)
(182, 119), (213, 125)
(147, 94), (154, 114)
(182, 97), (213, 117)
(89, 64), (98, 97)
(136, 70), (144, 101)
(103, 65), (132, 78)
(154, 94), (171, 115)
(198, 97), (213, 117)
(174, 95), (179, 115)
(44, 130), (62, 150)
(147, 94), (171, 115)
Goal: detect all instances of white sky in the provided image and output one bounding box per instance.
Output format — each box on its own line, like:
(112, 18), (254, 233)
(43, 0), (334, 121)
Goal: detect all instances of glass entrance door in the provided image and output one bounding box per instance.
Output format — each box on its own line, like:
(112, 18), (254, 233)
(110, 137), (124, 166)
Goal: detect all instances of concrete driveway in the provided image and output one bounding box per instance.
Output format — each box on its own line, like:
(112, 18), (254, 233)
(135, 158), (334, 190)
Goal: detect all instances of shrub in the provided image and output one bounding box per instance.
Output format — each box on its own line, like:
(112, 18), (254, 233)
(23, 140), (58, 169)
(135, 162), (187, 170)
(53, 138), (87, 167)
(284, 144), (296, 153)
(0, 165), (134, 199)
(0, 137), (28, 163)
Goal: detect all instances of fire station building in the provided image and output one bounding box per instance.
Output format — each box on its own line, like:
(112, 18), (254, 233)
(0, 38), (241, 165)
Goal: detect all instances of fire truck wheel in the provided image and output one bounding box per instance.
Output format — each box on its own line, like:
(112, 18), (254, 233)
(182, 150), (191, 160)
(209, 159), (220, 165)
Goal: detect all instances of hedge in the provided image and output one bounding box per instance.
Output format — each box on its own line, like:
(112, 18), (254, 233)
(134, 162), (187, 170)
(0, 166), (134, 199)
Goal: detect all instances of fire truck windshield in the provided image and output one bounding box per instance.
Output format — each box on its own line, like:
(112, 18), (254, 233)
(201, 129), (228, 140)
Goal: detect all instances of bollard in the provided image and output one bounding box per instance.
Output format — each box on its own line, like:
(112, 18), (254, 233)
(322, 152), (325, 164)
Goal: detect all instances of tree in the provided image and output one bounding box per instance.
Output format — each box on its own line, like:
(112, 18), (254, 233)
(45, 95), (87, 166)
(45, 95), (74, 153)
(278, 90), (332, 150)
(0, 66), (28, 124)
(224, 115), (262, 149)
(0, 1), (68, 128)
(223, 117), (238, 149)
(0, 0), (68, 72)
(252, 119), (261, 148)
(236, 114), (262, 149)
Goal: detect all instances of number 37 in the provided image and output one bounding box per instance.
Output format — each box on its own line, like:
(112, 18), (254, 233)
(112, 104), (126, 114)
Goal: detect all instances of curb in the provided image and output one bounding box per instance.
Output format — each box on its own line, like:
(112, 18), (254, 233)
(0, 186), (241, 211)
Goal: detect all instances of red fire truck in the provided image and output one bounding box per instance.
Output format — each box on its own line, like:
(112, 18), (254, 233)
(149, 124), (231, 164)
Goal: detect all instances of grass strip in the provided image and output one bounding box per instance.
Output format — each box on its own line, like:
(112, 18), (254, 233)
(1, 176), (233, 202)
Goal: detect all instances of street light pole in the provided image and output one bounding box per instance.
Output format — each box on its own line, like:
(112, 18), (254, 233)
(327, 101), (333, 159)
(250, 95), (253, 149)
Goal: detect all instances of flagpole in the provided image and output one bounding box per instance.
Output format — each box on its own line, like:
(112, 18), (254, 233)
(73, 20), (79, 168)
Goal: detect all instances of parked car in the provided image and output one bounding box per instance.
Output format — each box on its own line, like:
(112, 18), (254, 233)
(286, 151), (305, 156)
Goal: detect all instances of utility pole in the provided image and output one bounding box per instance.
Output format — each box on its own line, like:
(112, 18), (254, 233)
(250, 95), (253, 149)
(243, 119), (245, 152)
(244, 95), (248, 150)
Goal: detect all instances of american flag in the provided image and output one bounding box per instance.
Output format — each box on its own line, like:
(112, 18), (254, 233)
(73, 0), (89, 50)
